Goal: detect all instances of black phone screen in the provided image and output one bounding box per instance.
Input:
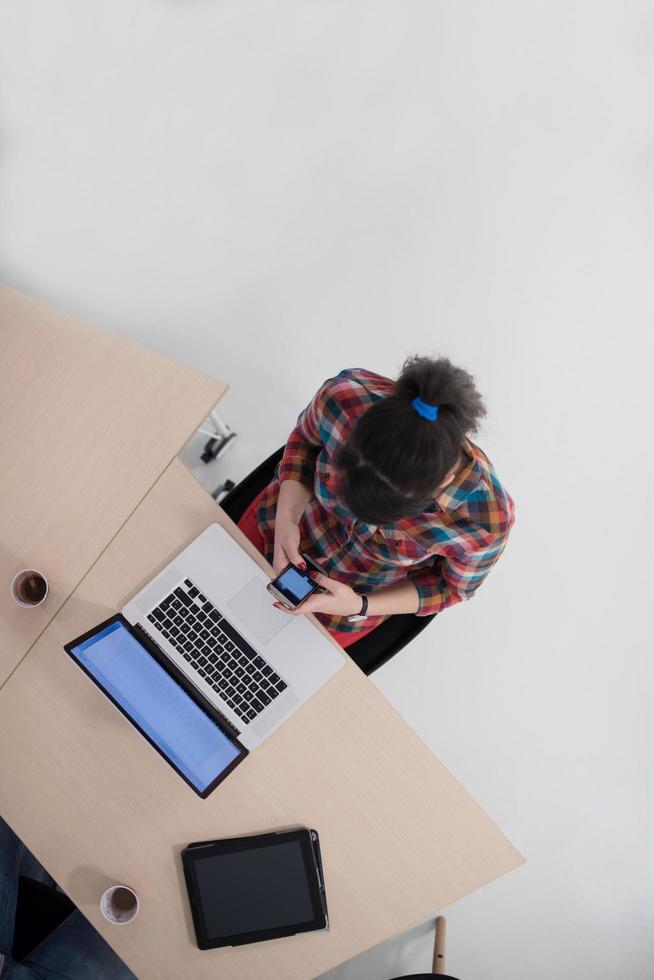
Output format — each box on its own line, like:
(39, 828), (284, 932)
(271, 564), (317, 606)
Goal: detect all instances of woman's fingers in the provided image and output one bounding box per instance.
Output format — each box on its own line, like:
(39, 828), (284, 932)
(273, 597), (319, 616)
(276, 544), (305, 573)
(273, 601), (299, 616)
(285, 544), (305, 569)
(272, 515), (304, 573)
(295, 594), (323, 615)
(272, 537), (304, 576)
(308, 569), (336, 592)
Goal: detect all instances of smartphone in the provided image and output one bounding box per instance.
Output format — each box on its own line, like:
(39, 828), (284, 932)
(267, 554), (324, 610)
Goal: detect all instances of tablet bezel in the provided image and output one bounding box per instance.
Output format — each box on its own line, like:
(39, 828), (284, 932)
(182, 828), (327, 949)
(64, 614), (248, 798)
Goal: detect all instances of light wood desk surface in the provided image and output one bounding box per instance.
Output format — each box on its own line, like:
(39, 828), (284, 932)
(0, 284), (225, 685)
(0, 459), (523, 980)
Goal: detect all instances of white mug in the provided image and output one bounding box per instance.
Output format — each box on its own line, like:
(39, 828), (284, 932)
(100, 885), (139, 925)
(10, 569), (48, 608)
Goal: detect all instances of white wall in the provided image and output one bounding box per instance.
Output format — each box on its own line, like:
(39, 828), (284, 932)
(2, 2), (653, 978)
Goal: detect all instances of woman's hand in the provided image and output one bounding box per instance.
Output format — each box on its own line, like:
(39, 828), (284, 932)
(273, 479), (313, 576)
(272, 513), (304, 577)
(273, 570), (363, 619)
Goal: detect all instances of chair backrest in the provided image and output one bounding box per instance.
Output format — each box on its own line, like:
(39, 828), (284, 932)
(219, 447), (437, 675)
(391, 975), (462, 980)
(345, 609), (435, 675)
(219, 447), (286, 524)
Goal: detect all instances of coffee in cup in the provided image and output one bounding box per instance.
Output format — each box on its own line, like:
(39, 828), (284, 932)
(10, 569), (48, 608)
(100, 885), (139, 925)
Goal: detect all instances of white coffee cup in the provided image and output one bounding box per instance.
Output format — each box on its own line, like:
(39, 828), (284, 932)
(100, 885), (139, 925)
(10, 569), (49, 608)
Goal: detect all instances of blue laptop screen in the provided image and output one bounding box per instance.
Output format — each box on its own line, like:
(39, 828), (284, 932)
(68, 621), (242, 793)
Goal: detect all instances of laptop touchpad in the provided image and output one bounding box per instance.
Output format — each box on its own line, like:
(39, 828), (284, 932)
(227, 577), (291, 645)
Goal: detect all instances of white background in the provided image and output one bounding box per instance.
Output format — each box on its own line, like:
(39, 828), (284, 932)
(2, 2), (654, 978)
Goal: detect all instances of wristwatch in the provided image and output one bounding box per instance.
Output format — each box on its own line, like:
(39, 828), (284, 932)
(347, 593), (369, 623)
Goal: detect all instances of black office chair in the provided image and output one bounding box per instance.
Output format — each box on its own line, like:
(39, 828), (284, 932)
(11, 876), (75, 961)
(218, 447), (436, 676)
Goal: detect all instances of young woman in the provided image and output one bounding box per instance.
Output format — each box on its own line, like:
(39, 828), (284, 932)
(238, 356), (514, 649)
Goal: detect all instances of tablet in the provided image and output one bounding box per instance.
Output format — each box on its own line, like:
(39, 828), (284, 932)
(182, 828), (328, 948)
(65, 615), (247, 798)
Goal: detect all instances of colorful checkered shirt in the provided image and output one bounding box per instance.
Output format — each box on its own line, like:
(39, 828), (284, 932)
(256, 368), (515, 634)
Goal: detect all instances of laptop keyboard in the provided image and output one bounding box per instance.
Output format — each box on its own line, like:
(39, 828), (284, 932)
(147, 578), (287, 725)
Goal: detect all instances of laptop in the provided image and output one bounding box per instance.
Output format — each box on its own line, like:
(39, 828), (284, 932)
(119, 523), (344, 750)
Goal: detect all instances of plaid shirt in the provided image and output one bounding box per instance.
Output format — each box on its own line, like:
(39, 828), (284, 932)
(256, 368), (515, 634)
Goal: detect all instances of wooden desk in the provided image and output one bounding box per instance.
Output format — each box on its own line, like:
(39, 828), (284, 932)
(0, 284), (225, 685)
(0, 460), (523, 980)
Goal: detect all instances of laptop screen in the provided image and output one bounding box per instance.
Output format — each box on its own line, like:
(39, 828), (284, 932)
(67, 620), (242, 794)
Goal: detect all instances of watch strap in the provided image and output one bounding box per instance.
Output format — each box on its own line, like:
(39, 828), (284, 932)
(347, 593), (369, 623)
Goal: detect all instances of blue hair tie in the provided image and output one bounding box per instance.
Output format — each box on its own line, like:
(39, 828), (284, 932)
(411, 396), (439, 421)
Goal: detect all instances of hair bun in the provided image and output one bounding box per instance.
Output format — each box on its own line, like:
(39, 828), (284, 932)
(396, 355), (486, 433)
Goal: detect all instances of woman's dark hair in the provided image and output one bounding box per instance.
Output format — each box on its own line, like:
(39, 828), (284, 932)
(335, 356), (486, 524)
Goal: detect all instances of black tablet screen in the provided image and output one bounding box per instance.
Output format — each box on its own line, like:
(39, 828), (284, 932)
(194, 841), (314, 938)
